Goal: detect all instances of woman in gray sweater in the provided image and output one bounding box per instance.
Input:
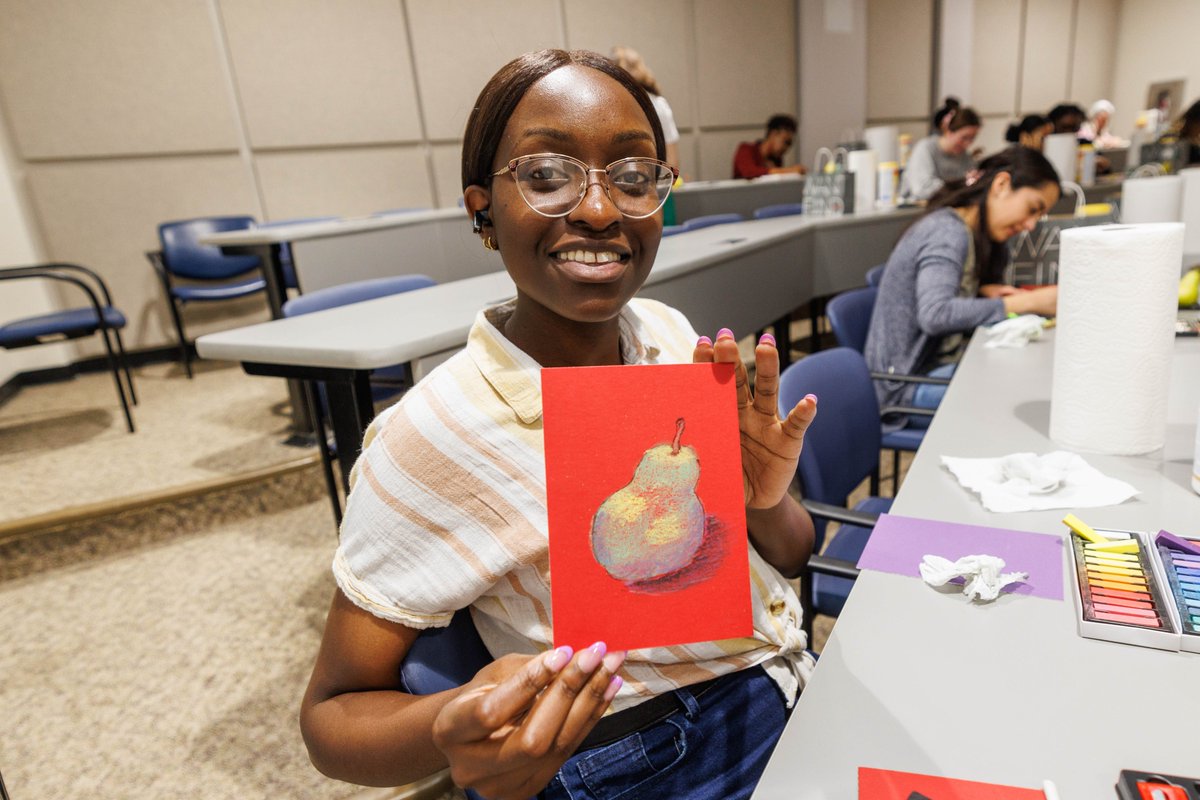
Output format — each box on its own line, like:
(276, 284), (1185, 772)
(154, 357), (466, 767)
(900, 102), (982, 202)
(866, 147), (1061, 415)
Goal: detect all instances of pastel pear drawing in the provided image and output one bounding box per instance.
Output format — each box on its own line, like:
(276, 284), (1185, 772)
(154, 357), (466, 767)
(591, 418), (705, 583)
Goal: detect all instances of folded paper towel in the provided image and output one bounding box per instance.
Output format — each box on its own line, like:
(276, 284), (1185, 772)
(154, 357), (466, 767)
(941, 451), (1139, 512)
(919, 554), (1028, 602)
(983, 314), (1048, 348)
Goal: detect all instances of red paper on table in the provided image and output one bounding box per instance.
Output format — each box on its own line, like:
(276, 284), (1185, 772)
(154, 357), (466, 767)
(859, 767), (1045, 799)
(542, 362), (751, 652)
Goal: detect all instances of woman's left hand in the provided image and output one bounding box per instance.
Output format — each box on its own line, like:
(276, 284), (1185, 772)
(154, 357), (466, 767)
(694, 329), (817, 509)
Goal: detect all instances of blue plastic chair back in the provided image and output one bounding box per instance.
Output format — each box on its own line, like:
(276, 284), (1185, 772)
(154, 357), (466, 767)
(825, 287), (877, 354)
(681, 212), (744, 231)
(752, 203), (805, 219)
(282, 275), (435, 317)
(158, 216), (260, 280)
(662, 224), (686, 237)
(779, 348), (883, 549)
(865, 263), (885, 287)
(399, 609), (493, 695)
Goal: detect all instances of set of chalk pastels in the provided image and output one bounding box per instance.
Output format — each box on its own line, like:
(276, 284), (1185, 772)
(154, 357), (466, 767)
(1155, 532), (1200, 654)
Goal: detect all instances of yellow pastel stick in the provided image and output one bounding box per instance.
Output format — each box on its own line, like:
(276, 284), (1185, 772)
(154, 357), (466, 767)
(1084, 551), (1139, 563)
(1085, 539), (1140, 554)
(1063, 513), (1109, 544)
(1085, 564), (1145, 577)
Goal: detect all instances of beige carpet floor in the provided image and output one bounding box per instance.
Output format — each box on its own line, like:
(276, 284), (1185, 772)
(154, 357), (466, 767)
(0, 360), (308, 526)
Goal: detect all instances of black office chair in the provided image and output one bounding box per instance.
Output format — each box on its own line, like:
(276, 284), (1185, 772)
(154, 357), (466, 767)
(147, 216), (265, 378)
(0, 264), (137, 433)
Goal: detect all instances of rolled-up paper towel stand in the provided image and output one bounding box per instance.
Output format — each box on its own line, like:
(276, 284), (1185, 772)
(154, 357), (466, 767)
(1050, 223), (1184, 454)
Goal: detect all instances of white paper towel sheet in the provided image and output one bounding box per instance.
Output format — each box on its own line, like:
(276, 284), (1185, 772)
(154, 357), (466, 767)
(864, 126), (898, 165)
(1049, 223), (1184, 454)
(847, 149), (876, 213)
(1044, 133), (1078, 184)
(1181, 168), (1200, 255)
(1121, 175), (1183, 224)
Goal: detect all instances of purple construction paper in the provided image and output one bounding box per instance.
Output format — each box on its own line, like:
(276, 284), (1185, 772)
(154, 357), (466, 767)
(856, 514), (1065, 601)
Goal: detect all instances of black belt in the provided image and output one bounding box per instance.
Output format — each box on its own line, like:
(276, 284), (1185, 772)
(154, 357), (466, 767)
(577, 672), (727, 752)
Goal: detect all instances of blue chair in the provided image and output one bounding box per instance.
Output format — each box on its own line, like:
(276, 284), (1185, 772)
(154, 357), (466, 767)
(779, 348), (924, 632)
(662, 224), (686, 237)
(825, 286), (950, 492)
(148, 216), (265, 378)
(0, 264), (137, 432)
(282, 274), (436, 522)
(753, 202), (804, 219)
(865, 263), (885, 287)
(681, 212), (744, 231)
(254, 217), (337, 291)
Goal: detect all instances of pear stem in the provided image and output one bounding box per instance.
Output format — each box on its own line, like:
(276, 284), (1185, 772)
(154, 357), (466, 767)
(671, 417), (685, 455)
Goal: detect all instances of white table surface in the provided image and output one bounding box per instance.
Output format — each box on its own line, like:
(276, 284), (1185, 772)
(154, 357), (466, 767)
(196, 208), (917, 371)
(753, 331), (1200, 800)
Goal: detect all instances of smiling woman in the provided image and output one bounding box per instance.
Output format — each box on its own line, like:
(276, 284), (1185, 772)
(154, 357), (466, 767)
(298, 49), (823, 800)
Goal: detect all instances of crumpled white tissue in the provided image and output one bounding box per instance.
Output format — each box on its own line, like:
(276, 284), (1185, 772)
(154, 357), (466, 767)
(919, 554), (1028, 602)
(940, 450), (1139, 512)
(983, 314), (1047, 348)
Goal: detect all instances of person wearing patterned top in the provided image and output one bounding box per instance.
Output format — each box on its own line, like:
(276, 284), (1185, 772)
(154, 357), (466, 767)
(301, 49), (819, 800)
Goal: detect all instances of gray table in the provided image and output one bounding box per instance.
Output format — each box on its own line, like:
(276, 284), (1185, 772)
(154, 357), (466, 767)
(753, 330), (1200, 799)
(197, 208), (916, 489)
(671, 176), (805, 223)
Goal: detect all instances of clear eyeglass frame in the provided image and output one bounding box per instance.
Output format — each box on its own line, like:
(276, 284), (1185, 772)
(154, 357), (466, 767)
(491, 152), (679, 219)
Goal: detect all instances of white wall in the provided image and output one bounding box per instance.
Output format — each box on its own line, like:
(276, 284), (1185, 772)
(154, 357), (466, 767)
(0, 101), (70, 385)
(1110, 0), (1200, 137)
(799, 0), (868, 161)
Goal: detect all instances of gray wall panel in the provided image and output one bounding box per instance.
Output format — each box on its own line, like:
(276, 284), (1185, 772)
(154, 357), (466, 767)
(0, 0), (240, 159)
(256, 147), (434, 221)
(220, 0), (423, 148)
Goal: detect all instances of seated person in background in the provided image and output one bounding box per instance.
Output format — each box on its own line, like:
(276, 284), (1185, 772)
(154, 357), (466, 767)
(899, 100), (981, 202)
(931, 96), (961, 135)
(1048, 103), (1086, 135)
(611, 45), (682, 173)
(1078, 99), (1126, 149)
(300, 48), (820, 800)
(1161, 98), (1200, 167)
(867, 147), (1061, 419)
(1005, 114), (1053, 151)
(732, 114), (807, 178)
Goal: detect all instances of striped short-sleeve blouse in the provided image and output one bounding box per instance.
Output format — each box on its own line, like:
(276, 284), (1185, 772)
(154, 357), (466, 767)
(333, 297), (814, 712)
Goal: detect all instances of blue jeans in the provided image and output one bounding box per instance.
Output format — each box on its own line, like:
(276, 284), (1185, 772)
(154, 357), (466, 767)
(907, 363), (956, 430)
(540, 665), (788, 800)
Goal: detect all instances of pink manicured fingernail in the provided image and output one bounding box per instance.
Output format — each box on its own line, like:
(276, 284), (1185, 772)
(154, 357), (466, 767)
(716, 328), (734, 341)
(577, 641), (606, 672)
(696, 335), (712, 346)
(805, 393), (818, 403)
(546, 645), (573, 672)
(603, 675), (623, 702)
(601, 650), (626, 673)
(758, 332), (776, 347)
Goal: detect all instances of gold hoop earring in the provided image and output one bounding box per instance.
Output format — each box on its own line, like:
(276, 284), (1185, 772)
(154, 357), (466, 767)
(482, 235), (497, 251)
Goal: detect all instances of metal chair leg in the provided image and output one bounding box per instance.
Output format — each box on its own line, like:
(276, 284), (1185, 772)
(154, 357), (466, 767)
(165, 295), (193, 379)
(892, 450), (901, 495)
(97, 321), (135, 433)
(306, 381), (343, 526)
(110, 327), (138, 405)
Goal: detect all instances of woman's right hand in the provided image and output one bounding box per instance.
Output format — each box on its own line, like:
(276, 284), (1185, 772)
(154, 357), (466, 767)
(1002, 285), (1058, 317)
(432, 642), (625, 800)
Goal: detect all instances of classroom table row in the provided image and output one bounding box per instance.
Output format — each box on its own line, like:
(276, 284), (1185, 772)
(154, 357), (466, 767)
(753, 325), (1200, 799)
(196, 207), (918, 486)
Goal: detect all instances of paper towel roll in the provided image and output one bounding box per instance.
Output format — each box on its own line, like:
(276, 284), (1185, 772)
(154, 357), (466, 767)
(1180, 168), (1200, 256)
(847, 149), (877, 213)
(864, 126), (898, 165)
(1050, 223), (1184, 454)
(1121, 175), (1183, 224)
(1044, 133), (1078, 184)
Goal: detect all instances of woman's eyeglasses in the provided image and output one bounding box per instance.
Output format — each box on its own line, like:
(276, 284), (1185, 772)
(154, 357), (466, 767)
(492, 153), (678, 219)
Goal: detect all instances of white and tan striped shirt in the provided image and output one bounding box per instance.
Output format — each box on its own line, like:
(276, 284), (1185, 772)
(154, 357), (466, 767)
(333, 297), (814, 711)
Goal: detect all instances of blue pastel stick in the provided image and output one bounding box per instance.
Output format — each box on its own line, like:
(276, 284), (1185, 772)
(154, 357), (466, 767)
(1171, 552), (1200, 563)
(1157, 530), (1200, 556)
